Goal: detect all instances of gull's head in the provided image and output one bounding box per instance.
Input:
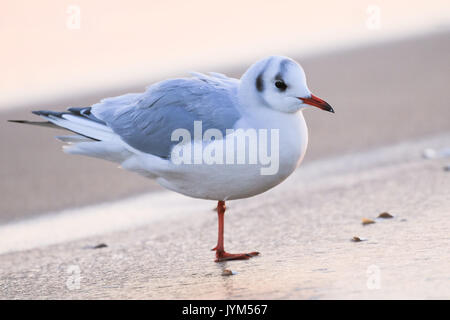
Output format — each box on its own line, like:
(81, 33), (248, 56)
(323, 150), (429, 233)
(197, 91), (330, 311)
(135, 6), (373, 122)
(240, 56), (334, 114)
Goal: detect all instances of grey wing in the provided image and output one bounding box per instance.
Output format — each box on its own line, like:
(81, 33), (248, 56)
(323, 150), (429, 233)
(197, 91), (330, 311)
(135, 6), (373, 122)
(91, 73), (241, 158)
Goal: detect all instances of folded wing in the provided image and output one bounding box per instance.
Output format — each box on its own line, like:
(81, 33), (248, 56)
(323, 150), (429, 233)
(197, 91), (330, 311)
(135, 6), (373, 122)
(91, 73), (241, 158)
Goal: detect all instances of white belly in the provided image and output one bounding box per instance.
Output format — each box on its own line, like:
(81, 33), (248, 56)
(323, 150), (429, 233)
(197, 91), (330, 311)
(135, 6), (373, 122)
(139, 110), (308, 201)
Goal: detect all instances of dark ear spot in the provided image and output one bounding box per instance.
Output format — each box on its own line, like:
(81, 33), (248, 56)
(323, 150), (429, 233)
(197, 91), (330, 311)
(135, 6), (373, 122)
(256, 72), (264, 92)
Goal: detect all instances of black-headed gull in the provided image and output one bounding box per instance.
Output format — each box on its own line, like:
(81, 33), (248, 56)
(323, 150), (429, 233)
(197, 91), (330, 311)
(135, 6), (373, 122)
(11, 56), (334, 262)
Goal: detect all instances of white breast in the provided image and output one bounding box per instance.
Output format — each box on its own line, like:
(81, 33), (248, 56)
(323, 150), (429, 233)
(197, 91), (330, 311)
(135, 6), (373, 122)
(143, 108), (308, 201)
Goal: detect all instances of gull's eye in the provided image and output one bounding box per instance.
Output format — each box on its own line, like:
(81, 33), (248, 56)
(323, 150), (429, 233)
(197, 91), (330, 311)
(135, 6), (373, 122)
(275, 79), (287, 91)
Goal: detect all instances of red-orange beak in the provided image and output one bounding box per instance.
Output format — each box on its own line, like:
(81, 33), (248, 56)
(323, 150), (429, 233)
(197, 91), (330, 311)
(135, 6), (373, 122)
(298, 94), (334, 113)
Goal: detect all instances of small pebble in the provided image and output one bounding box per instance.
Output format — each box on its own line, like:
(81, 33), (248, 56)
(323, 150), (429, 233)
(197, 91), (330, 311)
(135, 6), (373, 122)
(222, 269), (236, 276)
(351, 236), (367, 242)
(362, 218), (375, 225)
(84, 243), (108, 249)
(378, 212), (394, 219)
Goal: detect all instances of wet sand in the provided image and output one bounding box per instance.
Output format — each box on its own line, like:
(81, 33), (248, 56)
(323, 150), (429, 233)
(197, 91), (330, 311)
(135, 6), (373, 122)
(0, 133), (449, 299)
(0, 32), (449, 299)
(1, 31), (450, 223)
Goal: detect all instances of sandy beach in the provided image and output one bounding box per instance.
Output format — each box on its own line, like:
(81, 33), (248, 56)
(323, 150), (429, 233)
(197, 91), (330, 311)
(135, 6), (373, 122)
(0, 133), (449, 299)
(0, 31), (449, 299)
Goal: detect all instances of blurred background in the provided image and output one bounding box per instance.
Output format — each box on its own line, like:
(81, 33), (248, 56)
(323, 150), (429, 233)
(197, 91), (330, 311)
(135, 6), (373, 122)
(1, 0), (450, 223)
(2, 0), (450, 109)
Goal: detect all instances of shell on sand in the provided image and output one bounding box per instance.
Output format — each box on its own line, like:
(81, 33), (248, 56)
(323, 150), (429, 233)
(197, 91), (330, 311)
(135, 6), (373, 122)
(378, 212), (394, 219)
(362, 218), (376, 225)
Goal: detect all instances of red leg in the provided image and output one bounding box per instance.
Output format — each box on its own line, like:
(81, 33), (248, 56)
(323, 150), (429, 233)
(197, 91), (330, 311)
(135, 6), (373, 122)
(211, 200), (259, 262)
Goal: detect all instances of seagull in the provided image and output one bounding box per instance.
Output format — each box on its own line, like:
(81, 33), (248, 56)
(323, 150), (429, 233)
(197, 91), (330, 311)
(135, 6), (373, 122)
(10, 56), (334, 262)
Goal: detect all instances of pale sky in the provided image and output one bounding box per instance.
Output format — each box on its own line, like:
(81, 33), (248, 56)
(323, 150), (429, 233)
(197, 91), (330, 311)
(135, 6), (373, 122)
(1, 0), (449, 109)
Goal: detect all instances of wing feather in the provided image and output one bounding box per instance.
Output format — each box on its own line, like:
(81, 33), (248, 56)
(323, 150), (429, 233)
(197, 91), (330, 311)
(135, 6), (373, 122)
(91, 73), (241, 158)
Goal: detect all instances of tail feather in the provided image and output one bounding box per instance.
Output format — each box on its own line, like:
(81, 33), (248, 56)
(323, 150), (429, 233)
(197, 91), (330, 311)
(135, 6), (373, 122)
(30, 109), (119, 142)
(64, 141), (133, 163)
(8, 119), (63, 130)
(9, 107), (134, 164)
(55, 135), (94, 143)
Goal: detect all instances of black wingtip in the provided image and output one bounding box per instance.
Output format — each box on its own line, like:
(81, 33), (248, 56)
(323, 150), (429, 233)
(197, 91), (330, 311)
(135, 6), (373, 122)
(32, 110), (51, 116)
(68, 107), (92, 115)
(32, 110), (69, 117)
(8, 119), (61, 129)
